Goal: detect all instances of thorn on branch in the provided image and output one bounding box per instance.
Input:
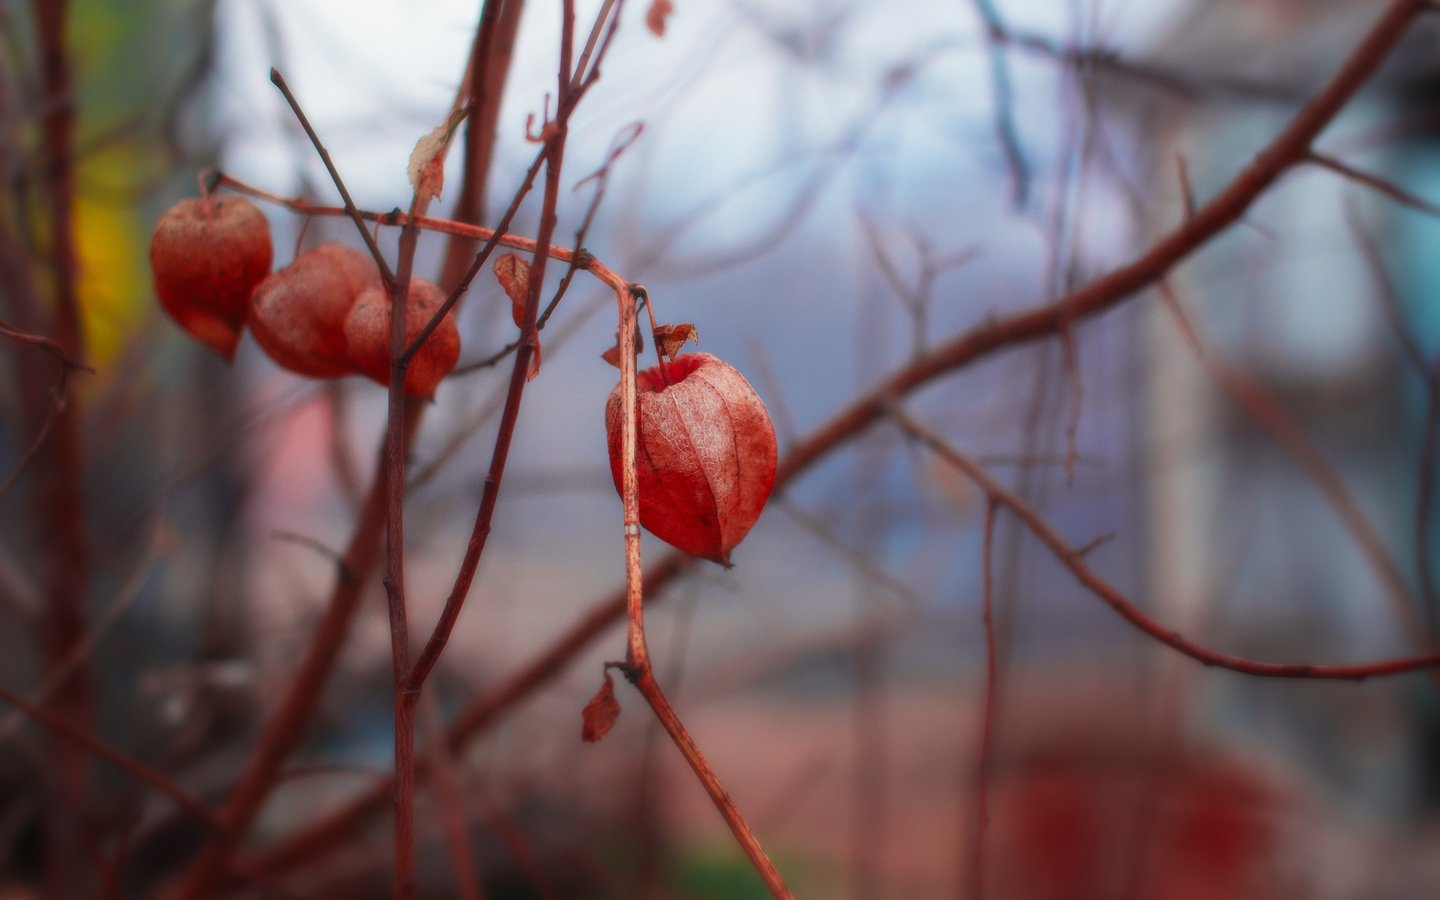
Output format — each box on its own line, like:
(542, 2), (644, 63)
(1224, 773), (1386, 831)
(1307, 150), (1440, 217)
(270, 531), (356, 584)
(1075, 532), (1116, 557)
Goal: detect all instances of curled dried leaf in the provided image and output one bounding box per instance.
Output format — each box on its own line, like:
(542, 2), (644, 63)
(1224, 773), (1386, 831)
(407, 107), (468, 203)
(581, 672), (621, 743)
(646, 0), (675, 37)
(653, 322), (698, 361)
(494, 252), (531, 327)
(600, 323), (645, 369)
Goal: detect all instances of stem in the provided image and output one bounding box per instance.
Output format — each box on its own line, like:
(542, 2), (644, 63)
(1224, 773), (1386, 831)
(967, 500), (999, 900)
(397, 2), (581, 888)
(1160, 282), (1426, 646)
(405, 0), (630, 692)
(386, 162), (429, 900)
(30, 2), (96, 894)
(0, 681), (217, 829)
(167, 407), (423, 900)
(268, 68), (397, 289)
(627, 668), (795, 899)
(635, 285), (672, 385)
(436, 0), (525, 294)
(612, 225), (789, 894)
(887, 404), (1440, 681)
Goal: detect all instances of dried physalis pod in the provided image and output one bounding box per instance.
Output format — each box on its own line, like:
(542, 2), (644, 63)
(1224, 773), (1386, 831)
(605, 352), (777, 565)
(249, 243), (380, 377)
(149, 195), (273, 359)
(343, 278), (461, 397)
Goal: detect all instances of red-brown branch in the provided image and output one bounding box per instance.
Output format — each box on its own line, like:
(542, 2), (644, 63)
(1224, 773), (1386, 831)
(166, 407), (422, 900)
(0, 681), (217, 830)
(888, 406), (1440, 681)
(29, 2), (96, 894)
(967, 500), (1000, 900)
(1160, 282), (1425, 645)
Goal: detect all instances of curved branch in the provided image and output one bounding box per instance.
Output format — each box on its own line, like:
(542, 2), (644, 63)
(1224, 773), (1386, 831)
(888, 405), (1440, 681)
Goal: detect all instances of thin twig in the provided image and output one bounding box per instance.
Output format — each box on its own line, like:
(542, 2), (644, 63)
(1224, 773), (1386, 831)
(421, 691), (484, 900)
(403, 0), (637, 698)
(0, 320), (93, 372)
(1306, 150), (1440, 218)
(0, 681), (218, 829)
(167, 408), (423, 900)
(268, 68), (396, 288)
(1159, 281), (1425, 645)
(611, 195), (791, 899)
(967, 499), (999, 900)
(627, 669), (795, 899)
(967, 0), (1030, 206)
(887, 404), (1440, 681)
(28, 2), (97, 892)
(0, 523), (164, 742)
(1345, 205), (1440, 630)
(0, 386), (60, 505)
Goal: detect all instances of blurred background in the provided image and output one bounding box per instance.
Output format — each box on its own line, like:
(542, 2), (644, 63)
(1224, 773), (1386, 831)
(2, 0), (1439, 896)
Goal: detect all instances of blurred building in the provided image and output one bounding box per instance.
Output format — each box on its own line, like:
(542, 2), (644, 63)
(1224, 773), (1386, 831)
(1115, 0), (1440, 891)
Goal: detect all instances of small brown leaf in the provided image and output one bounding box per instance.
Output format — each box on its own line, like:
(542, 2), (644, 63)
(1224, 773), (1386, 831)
(525, 113), (561, 145)
(645, 0), (675, 37)
(581, 672), (621, 743)
(493, 253), (531, 327)
(600, 323), (645, 368)
(407, 107), (468, 203)
(653, 322), (698, 361)
(526, 336), (542, 382)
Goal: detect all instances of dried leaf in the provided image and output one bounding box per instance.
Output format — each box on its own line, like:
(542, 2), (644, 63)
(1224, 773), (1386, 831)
(653, 322), (698, 361)
(600, 323), (645, 369)
(406, 107), (468, 203)
(493, 252), (531, 327)
(645, 0), (675, 37)
(525, 113), (561, 145)
(581, 672), (621, 743)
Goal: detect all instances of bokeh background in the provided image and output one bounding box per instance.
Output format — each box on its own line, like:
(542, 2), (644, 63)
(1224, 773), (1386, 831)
(3, 0), (1440, 896)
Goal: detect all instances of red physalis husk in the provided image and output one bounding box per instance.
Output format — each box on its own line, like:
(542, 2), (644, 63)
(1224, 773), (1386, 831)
(343, 278), (461, 397)
(605, 352), (777, 565)
(149, 195), (273, 360)
(249, 243), (379, 377)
